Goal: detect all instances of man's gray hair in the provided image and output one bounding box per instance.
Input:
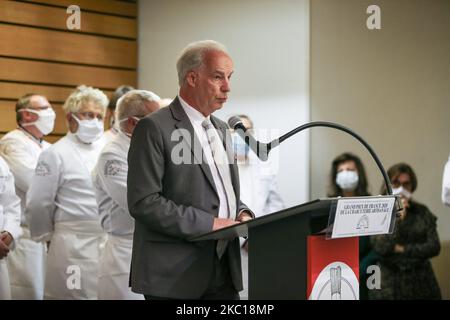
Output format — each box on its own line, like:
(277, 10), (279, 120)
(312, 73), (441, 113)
(15, 93), (37, 123)
(116, 90), (161, 130)
(63, 85), (108, 115)
(176, 40), (229, 86)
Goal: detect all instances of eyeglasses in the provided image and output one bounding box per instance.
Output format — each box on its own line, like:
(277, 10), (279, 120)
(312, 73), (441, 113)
(74, 112), (104, 121)
(391, 179), (412, 189)
(21, 106), (52, 112)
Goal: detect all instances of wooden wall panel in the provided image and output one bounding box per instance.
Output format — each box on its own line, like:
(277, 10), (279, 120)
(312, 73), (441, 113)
(23, 0), (137, 17)
(0, 0), (137, 142)
(0, 58), (137, 90)
(43, 135), (64, 144)
(0, 24), (137, 68)
(0, 1), (137, 38)
(0, 82), (113, 103)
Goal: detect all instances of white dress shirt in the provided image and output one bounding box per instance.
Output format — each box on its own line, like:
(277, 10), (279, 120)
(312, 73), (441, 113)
(26, 132), (106, 242)
(178, 95), (232, 219)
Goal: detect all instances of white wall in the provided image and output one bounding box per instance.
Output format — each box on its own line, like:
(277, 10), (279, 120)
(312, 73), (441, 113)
(138, 0), (310, 208)
(310, 0), (450, 298)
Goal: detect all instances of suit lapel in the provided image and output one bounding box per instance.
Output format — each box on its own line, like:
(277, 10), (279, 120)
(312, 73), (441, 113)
(170, 98), (218, 194)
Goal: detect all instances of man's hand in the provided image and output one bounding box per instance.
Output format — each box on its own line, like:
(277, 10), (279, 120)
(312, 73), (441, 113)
(236, 210), (253, 223)
(398, 197), (409, 220)
(394, 244), (405, 253)
(1, 231), (13, 247)
(0, 239), (10, 259)
(213, 218), (238, 231)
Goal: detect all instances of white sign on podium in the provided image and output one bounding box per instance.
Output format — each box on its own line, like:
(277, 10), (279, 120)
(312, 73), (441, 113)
(329, 196), (396, 239)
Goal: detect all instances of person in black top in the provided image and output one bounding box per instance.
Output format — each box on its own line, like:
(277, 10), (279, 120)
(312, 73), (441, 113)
(328, 152), (377, 300)
(370, 163), (441, 300)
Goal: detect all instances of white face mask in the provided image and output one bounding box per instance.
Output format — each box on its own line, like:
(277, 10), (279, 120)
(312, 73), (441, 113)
(21, 108), (56, 135)
(336, 170), (359, 192)
(72, 114), (104, 143)
(118, 116), (140, 138)
(392, 186), (412, 199)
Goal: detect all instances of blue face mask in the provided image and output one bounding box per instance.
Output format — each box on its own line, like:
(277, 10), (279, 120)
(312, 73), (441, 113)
(232, 134), (249, 160)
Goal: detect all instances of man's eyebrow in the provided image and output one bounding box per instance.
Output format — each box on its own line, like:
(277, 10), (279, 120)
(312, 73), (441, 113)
(213, 70), (234, 77)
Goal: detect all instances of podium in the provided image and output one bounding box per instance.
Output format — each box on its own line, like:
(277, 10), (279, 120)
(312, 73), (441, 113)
(190, 195), (399, 300)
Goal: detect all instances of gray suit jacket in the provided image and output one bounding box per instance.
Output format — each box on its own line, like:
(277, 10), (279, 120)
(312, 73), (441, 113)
(127, 97), (251, 298)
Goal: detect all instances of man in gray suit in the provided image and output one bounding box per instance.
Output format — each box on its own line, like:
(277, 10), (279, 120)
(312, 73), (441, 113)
(127, 40), (253, 300)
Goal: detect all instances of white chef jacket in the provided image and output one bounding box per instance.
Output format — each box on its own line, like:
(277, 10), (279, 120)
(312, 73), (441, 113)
(443, 153), (450, 206)
(0, 128), (50, 225)
(0, 156), (22, 244)
(238, 152), (284, 216)
(0, 128), (49, 300)
(103, 124), (119, 145)
(26, 132), (106, 299)
(0, 156), (21, 300)
(93, 131), (135, 236)
(238, 152), (284, 300)
(92, 131), (143, 300)
(27, 132), (106, 242)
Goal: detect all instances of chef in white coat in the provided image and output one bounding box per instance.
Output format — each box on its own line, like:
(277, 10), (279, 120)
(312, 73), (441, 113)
(103, 85), (134, 144)
(0, 93), (55, 299)
(93, 90), (160, 300)
(0, 156), (22, 300)
(26, 85), (108, 299)
(229, 115), (285, 299)
(443, 153), (450, 206)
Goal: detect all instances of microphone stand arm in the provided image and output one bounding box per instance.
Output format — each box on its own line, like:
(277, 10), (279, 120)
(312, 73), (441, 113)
(264, 121), (393, 195)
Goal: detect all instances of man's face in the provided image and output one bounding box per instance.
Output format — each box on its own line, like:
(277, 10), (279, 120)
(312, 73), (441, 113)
(23, 95), (52, 123)
(68, 101), (104, 133)
(191, 50), (234, 116)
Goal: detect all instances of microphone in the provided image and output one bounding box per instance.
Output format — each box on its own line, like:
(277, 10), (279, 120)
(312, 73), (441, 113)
(228, 117), (393, 195)
(228, 116), (277, 161)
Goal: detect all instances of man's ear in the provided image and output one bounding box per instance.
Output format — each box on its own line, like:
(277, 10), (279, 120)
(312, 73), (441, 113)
(21, 110), (36, 122)
(186, 70), (197, 87)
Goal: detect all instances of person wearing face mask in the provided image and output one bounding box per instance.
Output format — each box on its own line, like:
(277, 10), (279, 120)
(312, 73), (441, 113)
(92, 90), (160, 300)
(370, 163), (441, 300)
(328, 152), (376, 300)
(0, 156), (22, 300)
(0, 93), (55, 299)
(25, 85), (108, 299)
(228, 115), (284, 300)
(103, 85), (135, 144)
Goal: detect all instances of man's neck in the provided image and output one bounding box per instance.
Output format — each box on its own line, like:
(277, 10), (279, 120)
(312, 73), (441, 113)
(19, 124), (43, 141)
(179, 90), (209, 117)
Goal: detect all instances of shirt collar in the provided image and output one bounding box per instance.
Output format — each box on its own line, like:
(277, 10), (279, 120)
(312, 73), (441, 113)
(178, 94), (210, 125)
(117, 130), (131, 142)
(17, 125), (44, 146)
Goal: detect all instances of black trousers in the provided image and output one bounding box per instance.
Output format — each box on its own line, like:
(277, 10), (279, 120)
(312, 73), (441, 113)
(145, 247), (239, 300)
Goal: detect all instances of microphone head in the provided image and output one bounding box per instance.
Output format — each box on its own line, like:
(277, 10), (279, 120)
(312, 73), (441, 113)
(228, 116), (245, 130)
